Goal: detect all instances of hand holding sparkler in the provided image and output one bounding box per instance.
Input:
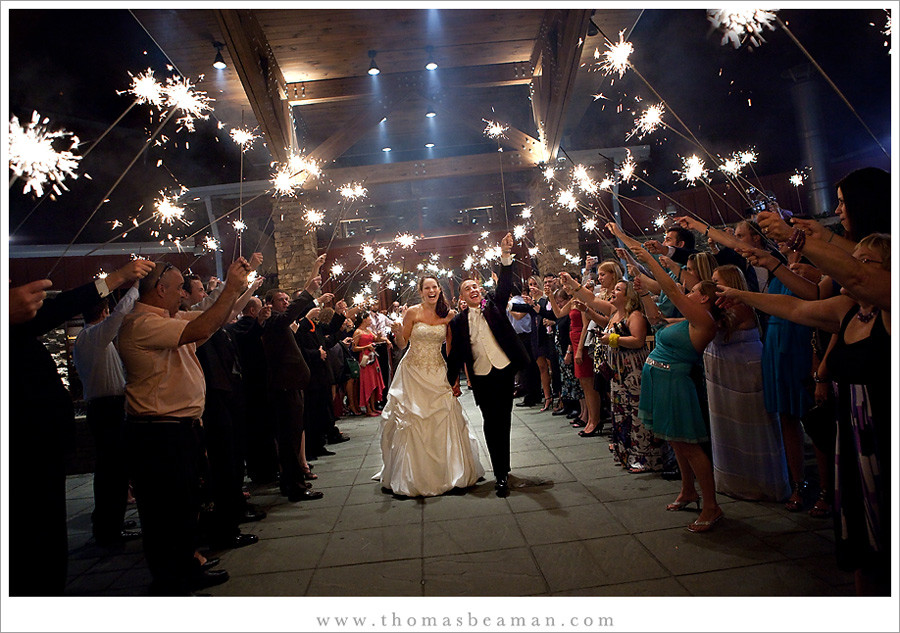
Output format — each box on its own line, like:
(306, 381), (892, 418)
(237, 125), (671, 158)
(8, 279), (53, 324)
(224, 257), (251, 290)
(500, 232), (514, 256)
(756, 211), (793, 241)
(304, 275), (322, 295)
(673, 215), (704, 233)
(257, 304), (272, 325)
(734, 246), (779, 272)
(787, 218), (828, 242)
(658, 255), (678, 272)
(642, 240), (666, 255)
(105, 258), (156, 290)
(207, 276), (221, 291)
(318, 293), (334, 306)
(248, 252), (264, 271)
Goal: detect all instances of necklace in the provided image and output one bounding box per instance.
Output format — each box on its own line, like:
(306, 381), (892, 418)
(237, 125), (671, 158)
(855, 308), (879, 323)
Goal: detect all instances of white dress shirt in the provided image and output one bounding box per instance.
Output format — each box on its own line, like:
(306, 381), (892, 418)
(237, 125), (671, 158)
(73, 286), (140, 401)
(468, 253), (512, 376)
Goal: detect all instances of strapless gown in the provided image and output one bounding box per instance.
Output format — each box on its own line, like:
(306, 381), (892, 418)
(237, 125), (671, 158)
(373, 322), (484, 496)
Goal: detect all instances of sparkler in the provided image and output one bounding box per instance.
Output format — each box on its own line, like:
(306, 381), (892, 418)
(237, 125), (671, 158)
(229, 127), (258, 151)
(330, 263), (345, 277)
(675, 155), (710, 186)
(463, 255), (475, 270)
(395, 233), (417, 249)
(520, 207), (532, 219)
(556, 189), (578, 211)
(8, 111), (82, 198)
(528, 246), (539, 257)
(628, 103), (665, 140)
(595, 30), (633, 78)
(163, 75), (214, 133)
(653, 214), (667, 229)
(513, 225), (527, 240)
(482, 119), (508, 139)
(739, 150), (758, 165)
(582, 218), (598, 232)
(617, 150), (637, 183)
(304, 209), (325, 227)
(339, 182), (368, 199)
(126, 69), (165, 108)
(707, 9), (778, 49)
(232, 219), (247, 232)
(543, 166), (556, 182)
(153, 194), (187, 226)
(789, 169), (808, 188)
(202, 236), (220, 252)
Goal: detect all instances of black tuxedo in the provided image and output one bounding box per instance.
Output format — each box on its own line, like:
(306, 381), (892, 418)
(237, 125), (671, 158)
(446, 261), (529, 479)
(296, 312), (346, 456)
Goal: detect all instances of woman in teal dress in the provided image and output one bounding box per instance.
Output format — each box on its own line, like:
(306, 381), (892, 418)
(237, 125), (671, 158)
(608, 222), (728, 533)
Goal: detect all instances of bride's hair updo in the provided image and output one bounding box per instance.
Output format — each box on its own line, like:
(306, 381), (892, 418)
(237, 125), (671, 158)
(418, 276), (450, 318)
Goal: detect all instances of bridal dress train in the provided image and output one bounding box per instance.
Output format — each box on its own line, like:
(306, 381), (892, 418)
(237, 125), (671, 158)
(374, 322), (484, 496)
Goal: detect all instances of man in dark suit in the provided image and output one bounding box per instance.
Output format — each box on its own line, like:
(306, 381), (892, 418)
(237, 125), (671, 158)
(446, 233), (530, 497)
(261, 255), (329, 502)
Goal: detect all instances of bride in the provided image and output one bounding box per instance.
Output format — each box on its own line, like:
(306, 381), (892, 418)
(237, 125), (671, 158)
(373, 275), (485, 497)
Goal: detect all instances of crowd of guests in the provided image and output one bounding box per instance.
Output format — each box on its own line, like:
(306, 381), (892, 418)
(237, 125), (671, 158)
(7, 251), (405, 596)
(7, 167), (889, 597)
(500, 167), (890, 595)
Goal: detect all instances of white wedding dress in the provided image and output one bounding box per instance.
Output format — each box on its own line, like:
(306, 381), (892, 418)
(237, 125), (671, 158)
(374, 321), (485, 496)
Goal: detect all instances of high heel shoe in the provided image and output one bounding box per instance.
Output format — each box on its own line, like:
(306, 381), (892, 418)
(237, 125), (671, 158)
(687, 507), (724, 533)
(808, 489), (831, 518)
(578, 428), (601, 437)
(539, 398), (553, 412)
(784, 480), (807, 512)
(666, 497), (700, 511)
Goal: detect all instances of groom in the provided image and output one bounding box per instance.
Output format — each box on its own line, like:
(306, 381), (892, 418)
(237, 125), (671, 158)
(447, 233), (530, 497)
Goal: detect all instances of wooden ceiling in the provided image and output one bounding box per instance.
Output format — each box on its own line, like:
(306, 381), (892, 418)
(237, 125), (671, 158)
(131, 8), (642, 235)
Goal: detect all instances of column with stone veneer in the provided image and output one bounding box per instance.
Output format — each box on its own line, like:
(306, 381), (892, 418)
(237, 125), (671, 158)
(272, 197), (319, 292)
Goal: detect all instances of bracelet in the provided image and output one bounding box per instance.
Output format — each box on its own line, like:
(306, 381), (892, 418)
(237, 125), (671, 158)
(769, 261), (783, 275)
(574, 283), (583, 292)
(704, 224), (711, 236)
(608, 333), (620, 348)
(786, 227), (806, 252)
(639, 292), (652, 298)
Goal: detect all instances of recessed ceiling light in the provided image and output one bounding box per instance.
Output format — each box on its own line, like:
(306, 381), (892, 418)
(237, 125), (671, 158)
(382, 147), (392, 152)
(425, 143), (435, 148)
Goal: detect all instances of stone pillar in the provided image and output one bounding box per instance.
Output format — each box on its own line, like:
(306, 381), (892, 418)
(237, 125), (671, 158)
(272, 197), (319, 292)
(531, 191), (581, 277)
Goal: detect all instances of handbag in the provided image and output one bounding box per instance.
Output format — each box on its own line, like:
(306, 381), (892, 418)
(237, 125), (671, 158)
(596, 359), (614, 382)
(801, 399), (836, 455)
(359, 351), (373, 368)
(344, 353), (360, 378)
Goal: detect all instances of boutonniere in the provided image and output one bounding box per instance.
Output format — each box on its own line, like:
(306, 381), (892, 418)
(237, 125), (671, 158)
(480, 298), (488, 310)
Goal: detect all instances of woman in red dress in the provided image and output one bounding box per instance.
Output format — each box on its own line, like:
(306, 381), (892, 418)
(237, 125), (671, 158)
(352, 312), (386, 416)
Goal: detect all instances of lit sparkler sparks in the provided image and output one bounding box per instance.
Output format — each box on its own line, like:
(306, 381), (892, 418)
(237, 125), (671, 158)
(707, 9), (778, 49)
(596, 30), (633, 78)
(598, 176), (615, 191)
(8, 111), (82, 198)
(543, 166), (556, 182)
(229, 127), (258, 151)
(361, 245), (376, 264)
(330, 263), (345, 277)
(126, 69), (165, 108)
(163, 75), (213, 132)
(232, 219), (247, 232)
(617, 150), (637, 183)
(395, 233), (417, 249)
(203, 236), (220, 252)
(675, 155), (710, 186)
(513, 225), (527, 240)
(582, 218), (598, 232)
(653, 214), (667, 229)
(628, 103), (665, 140)
(95, 270), (109, 280)
(247, 270), (259, 285)
(520, 207), (532, 219)
(304, 209), (325, 226)
(556, 189), (578, 211)
(738, 149), (758, 165)
(289, 154), (321, 178)
(271, 164), (297, 197)
(789, 168), (810, 187)
(339, 182), (368, 199)
(483, 119), (508, 139)
(528, 246), (539, 257)
(719, 156), (742, 176)
(463, 255), (475, 270)
(153, 195), (186, 225)
(370, 273), (383, 283)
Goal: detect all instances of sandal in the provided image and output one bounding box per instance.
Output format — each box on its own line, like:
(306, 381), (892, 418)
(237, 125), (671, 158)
(666, 496), (700, 511)
(808, 489), (831, 518)
(687, 507), (724, 533)
(302, 467), (318, 481)
(539, 398), (554, 413)
(784, 480), (807, 512)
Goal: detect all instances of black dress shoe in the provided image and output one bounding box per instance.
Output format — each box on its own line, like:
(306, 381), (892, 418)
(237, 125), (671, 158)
(239, 507), (267, 523)
(201, 556), (220, 570)
(494, 475), (510, 498)
(515, 400), (537, 407)
(123, 519), (138, 529)
(328, 434), (350, 444)
(287, 488), (325, 502)
(317, 448), (336, 456)
(190, 569), (230, 592)
(95, 529), (143, 546)
(211, 533), (259, 549)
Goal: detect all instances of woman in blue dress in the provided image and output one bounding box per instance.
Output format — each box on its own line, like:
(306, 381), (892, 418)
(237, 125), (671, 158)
(608, 222), (729, 533)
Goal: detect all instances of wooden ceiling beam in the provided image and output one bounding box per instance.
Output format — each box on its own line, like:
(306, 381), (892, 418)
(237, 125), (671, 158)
(214, 9), (296, 164)
(529, 9), (592, 161)
(285, 61), (533, 106)
(303, 150), (536, 191)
